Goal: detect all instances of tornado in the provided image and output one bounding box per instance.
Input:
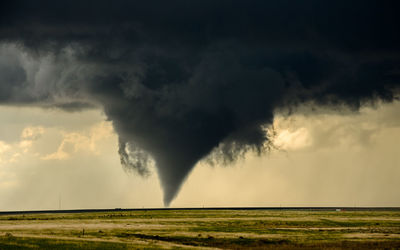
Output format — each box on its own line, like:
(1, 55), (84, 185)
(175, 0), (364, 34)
(1, 0), (399, 205)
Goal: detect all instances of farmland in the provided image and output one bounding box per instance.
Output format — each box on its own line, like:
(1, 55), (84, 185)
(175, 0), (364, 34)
(0, 208), (399, 249)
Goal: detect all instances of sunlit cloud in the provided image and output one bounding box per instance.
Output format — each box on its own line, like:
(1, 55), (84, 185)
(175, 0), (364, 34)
(274, 127), (312, 150)
(0, 141), (11, 164)
(0, 120), (114, 164)
(21, 126), (45, 140)
(41, 121), (114, 160)
(0, 141), (10, 154)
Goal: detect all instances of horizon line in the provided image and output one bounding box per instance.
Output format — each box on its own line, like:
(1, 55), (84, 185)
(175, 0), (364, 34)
(1, 206), (400, 215)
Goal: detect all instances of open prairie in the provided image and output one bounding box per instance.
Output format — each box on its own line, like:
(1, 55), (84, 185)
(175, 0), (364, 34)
(0, 209), (399, 249)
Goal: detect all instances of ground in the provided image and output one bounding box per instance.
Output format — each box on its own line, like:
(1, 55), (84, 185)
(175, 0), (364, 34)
(0, 209), (399, 249)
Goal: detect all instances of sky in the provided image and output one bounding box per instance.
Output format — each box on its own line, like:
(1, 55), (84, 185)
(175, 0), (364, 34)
(0, 1), (399, 209)
(0, 101), (399, 210)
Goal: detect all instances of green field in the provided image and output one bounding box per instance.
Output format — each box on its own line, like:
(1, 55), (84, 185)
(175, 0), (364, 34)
(0, 209), (399, 249)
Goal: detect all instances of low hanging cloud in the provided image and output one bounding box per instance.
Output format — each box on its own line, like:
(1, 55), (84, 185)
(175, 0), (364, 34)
(0, 1), (400, 205)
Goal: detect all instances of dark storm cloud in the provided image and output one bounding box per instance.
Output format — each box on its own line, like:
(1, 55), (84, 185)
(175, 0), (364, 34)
(1, 0), (399, 205)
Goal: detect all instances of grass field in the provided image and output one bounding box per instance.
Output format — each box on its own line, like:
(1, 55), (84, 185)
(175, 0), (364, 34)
(0, 209), (399, 249)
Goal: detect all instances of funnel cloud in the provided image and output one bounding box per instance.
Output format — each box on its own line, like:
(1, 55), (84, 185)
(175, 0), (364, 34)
(1, 1), (400, 205)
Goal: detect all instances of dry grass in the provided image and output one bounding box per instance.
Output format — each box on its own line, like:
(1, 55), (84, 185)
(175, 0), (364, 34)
(0, 209), (399, 249)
